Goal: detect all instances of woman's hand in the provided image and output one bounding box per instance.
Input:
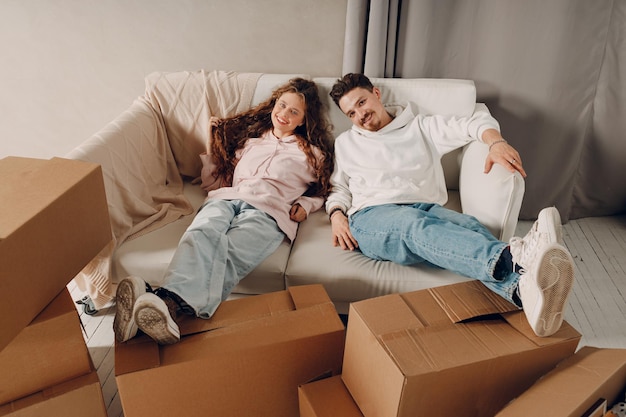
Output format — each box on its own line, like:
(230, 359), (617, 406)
(206, 116), (220, 152)
(290, 203), (307, 222)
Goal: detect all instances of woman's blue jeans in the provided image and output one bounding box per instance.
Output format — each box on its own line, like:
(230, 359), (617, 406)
(162, 199), (284, 318)
(349, 203), (521, 305)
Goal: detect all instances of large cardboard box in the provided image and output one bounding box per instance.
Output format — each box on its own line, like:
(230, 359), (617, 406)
(299, 376), (364, 417)
(496, 346), (626, 416)
(115, 284), (346, 417)
(0, 156), (111, 350)
(342, 280), (582, 417)
(0, 369), (106, 417)
(0, 288), (92, 404)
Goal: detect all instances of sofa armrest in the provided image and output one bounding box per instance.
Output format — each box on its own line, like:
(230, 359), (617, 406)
(66, 97), (193, 244)
(459, 140), (525, 242)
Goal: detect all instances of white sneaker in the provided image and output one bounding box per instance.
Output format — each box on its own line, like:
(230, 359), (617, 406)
(133, 293), (180, 345)
(518, 242), (575, 337)
(510, 206), (563, 271)
(113, 276), (147, 343)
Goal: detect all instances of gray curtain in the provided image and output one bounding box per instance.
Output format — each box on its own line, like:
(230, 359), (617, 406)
(342, 0), (626, 221)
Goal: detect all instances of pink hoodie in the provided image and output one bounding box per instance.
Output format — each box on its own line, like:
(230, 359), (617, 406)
(200, 130), (323, 241)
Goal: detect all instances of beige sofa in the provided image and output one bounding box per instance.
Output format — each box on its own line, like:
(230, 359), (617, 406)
(68, 70), (525, 314)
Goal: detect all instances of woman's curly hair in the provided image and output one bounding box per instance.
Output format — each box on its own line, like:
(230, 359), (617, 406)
(210, 78), (334, 198)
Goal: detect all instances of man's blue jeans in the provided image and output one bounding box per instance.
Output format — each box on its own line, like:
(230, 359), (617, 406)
(162, 199), (284, 318)
(349, 203), (521, 305)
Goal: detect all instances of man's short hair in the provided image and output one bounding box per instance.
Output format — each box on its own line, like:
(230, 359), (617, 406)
(330, 73), (375, 107)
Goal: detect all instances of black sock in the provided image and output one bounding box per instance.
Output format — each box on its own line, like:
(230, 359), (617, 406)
(154, 288), (194, 316)
(495, 246), (524, 278)
(494, 246), (513, 280)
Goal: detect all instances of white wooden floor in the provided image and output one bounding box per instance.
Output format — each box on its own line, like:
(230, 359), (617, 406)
(67, 286), (123, 417)
(69, 215), (626, 417)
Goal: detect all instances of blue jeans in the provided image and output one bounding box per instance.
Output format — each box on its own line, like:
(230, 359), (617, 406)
(349, 203), (521, 305)
(162, 199), (284, 318)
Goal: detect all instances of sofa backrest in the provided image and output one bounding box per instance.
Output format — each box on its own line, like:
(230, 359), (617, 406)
(250, 73), (311, 106)
(146, 71), (478, 189)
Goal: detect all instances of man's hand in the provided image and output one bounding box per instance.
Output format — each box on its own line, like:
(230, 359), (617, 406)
(330, 211), (359, 251)
(482, 129), (527, 178)
(290, 204), (307, 222)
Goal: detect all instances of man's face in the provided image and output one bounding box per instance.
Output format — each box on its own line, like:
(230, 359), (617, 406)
(338, 87), (392, 132)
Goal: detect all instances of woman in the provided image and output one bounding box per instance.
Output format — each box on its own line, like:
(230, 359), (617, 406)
(114, 78), (333, 344)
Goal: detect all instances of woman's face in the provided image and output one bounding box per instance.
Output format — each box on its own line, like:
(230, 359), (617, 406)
(271, 92), (306, 138)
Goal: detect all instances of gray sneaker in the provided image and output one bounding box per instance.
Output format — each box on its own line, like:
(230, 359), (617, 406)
(510, 206), (563, 271)
(113, 276), (148, 343)
(133, 293), (180, 345)
(518, 242), (574, 337)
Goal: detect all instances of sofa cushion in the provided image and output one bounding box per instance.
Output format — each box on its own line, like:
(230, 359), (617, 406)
(285, 206), (471, 315)
(111, 182), (290, 295)
(251, 73), (311, 106)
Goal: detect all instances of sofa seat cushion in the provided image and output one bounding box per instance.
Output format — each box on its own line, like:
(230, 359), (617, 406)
(111, 182), (290, 295)
(284, 195), (471, 315)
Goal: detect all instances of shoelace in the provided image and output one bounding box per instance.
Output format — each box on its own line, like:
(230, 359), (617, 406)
(509, 236), (534, 275)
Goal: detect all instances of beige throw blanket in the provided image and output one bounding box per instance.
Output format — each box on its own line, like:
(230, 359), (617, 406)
(67, 70), (262, 308)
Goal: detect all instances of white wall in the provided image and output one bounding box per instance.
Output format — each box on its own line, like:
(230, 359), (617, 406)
(0, 0), (347, 160)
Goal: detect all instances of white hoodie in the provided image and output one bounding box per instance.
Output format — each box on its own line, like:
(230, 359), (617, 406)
(325, 102), (500, 215)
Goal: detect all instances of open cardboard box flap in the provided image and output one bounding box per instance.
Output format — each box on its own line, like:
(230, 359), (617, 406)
(413, 279), (518, 323)
(422, 280), (578, 346)
(353, 280), (518, 334)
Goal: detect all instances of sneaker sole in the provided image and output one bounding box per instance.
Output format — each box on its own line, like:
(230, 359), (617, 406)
(134, 294), (180, 345)
(538, 207), (563, 245)
(527, 244), (575, 337)
(113, 277), (145, 343)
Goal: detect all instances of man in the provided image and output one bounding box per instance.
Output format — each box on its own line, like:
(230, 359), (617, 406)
(326, 73), (574, 337)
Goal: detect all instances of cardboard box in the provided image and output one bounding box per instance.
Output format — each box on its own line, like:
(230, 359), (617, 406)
(0, 156), (111, 350)
(0, 369), (106, 417)
(299, 376), (364, 417)
(0, 288), (92, 404)
(115, 284), (345, 417)
(342, 280), (582, 417)
(496, 346), (626, 416)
